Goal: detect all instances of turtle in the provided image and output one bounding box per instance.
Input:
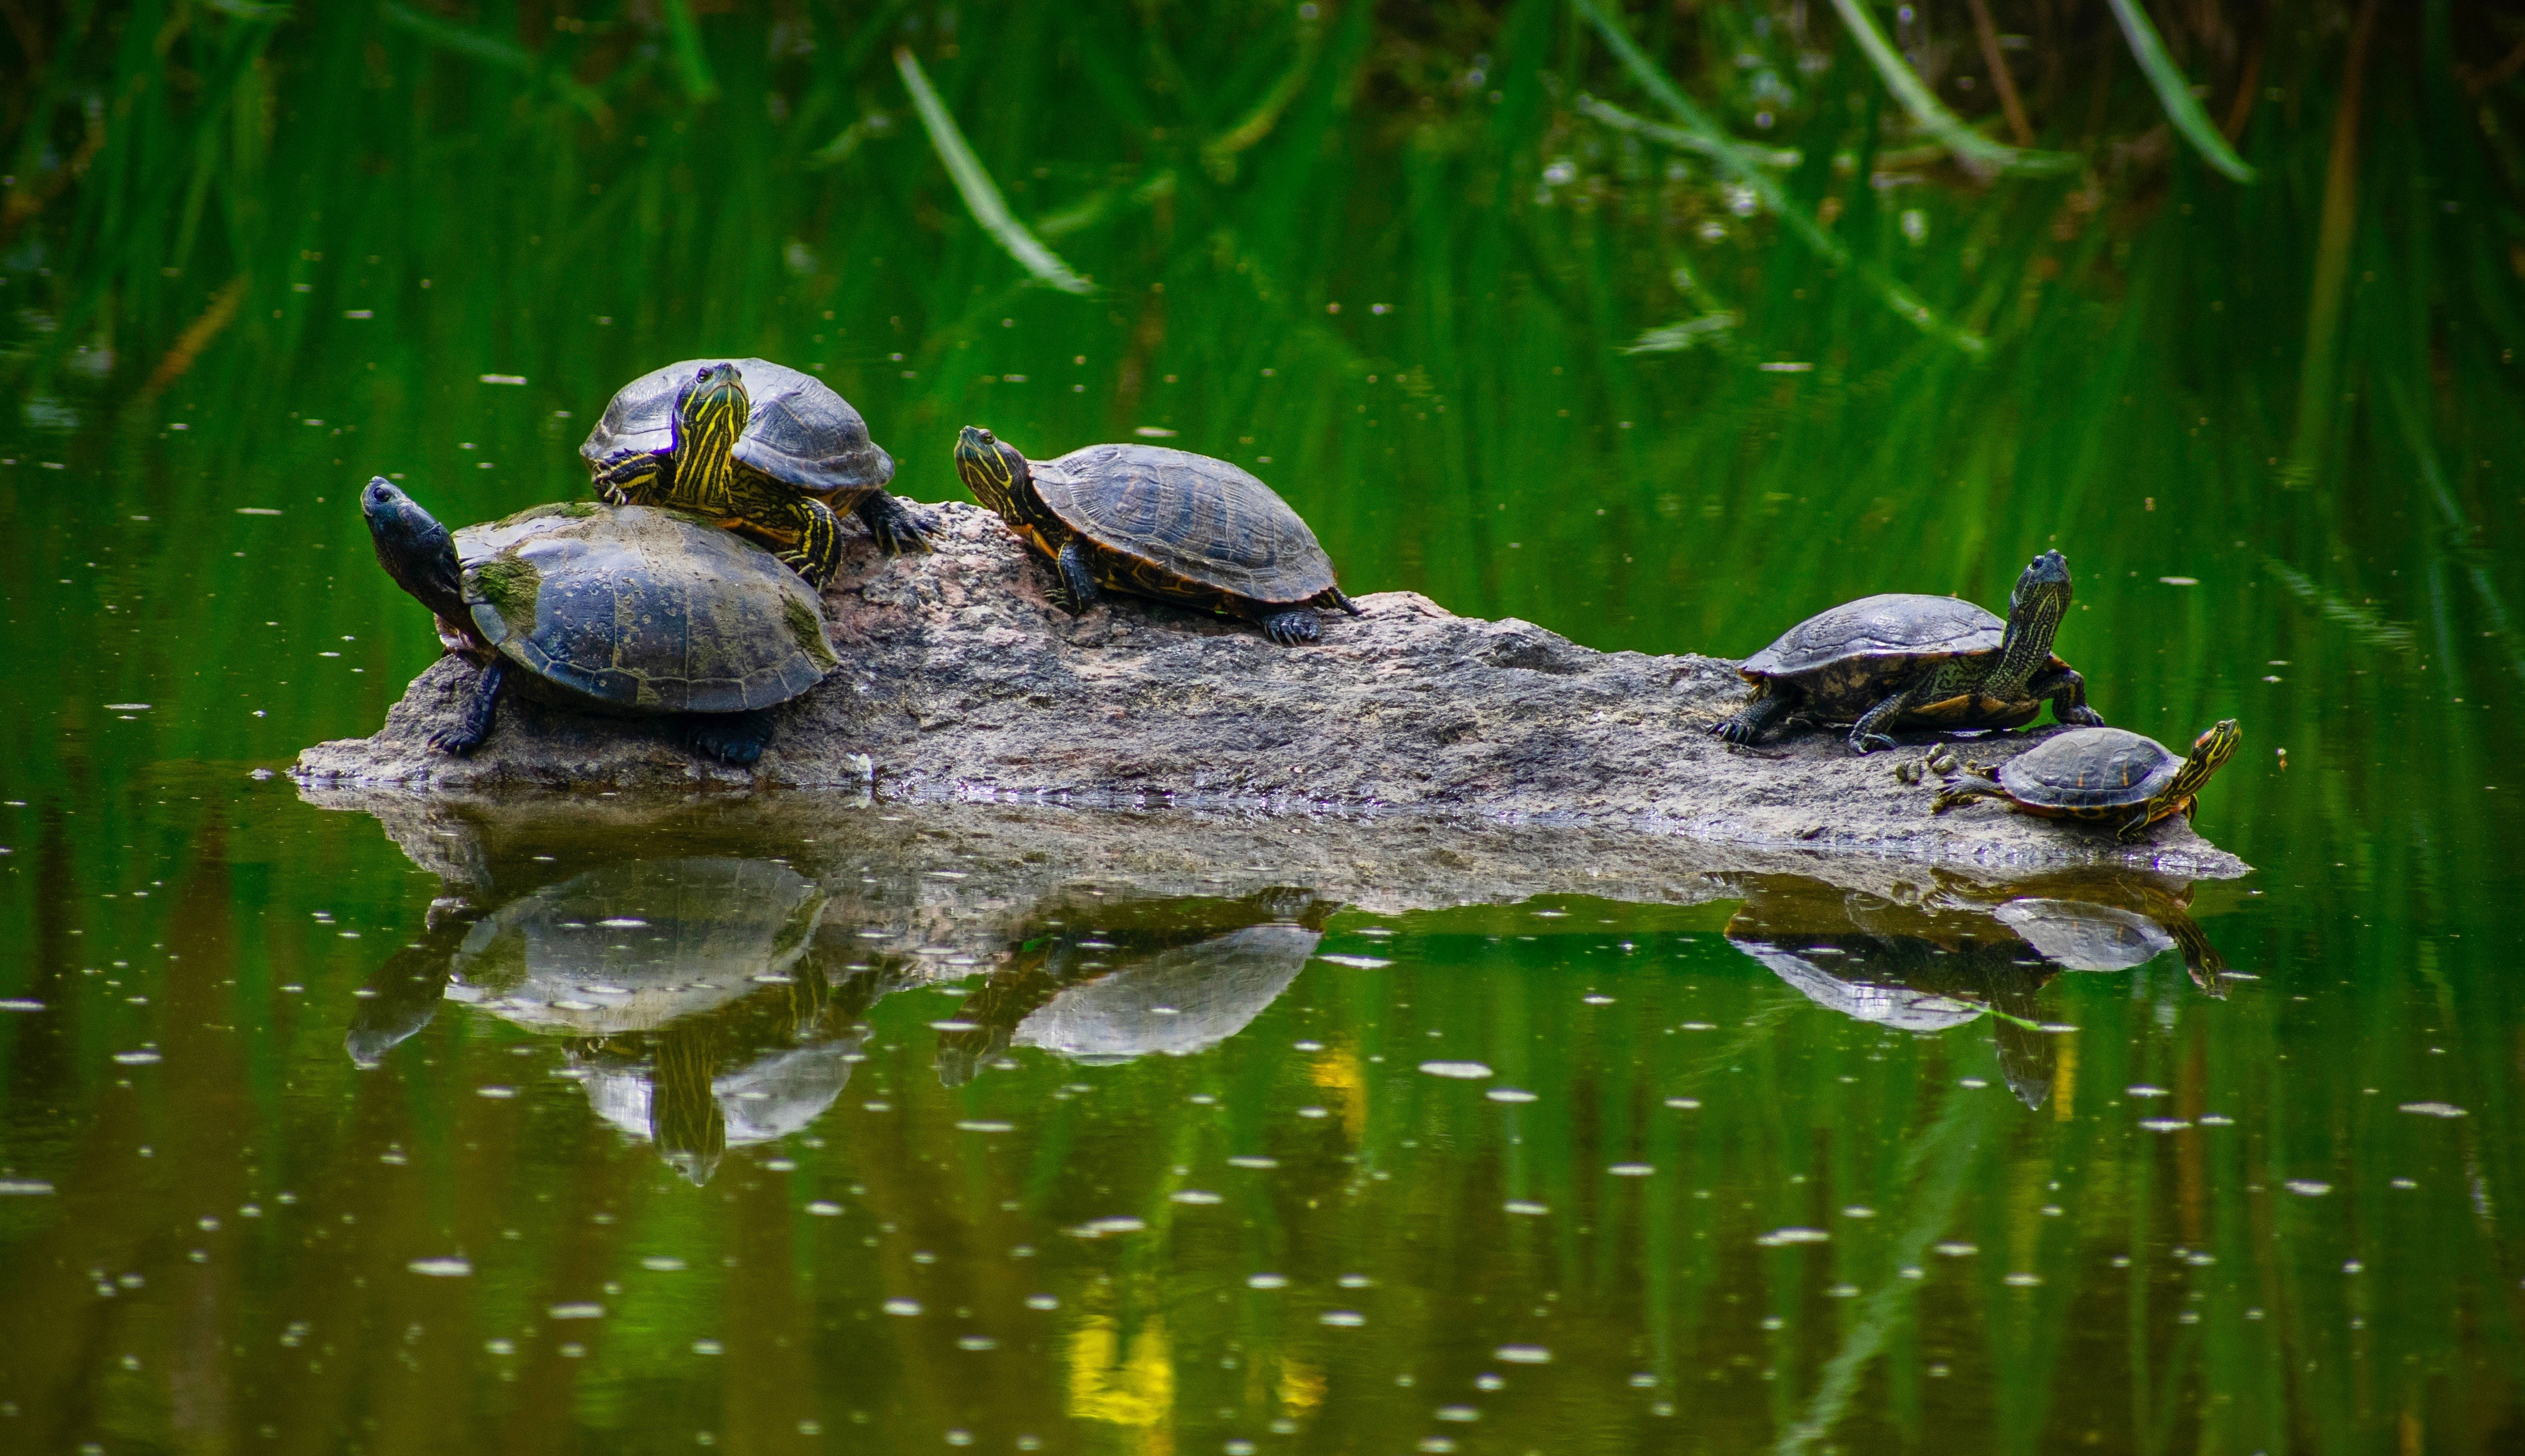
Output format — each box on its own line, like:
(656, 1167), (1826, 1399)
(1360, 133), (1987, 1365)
(1931, 720), (2243, 842)
(952, 426), (1361, 645)
(1710, 550), (2104, 754)
(581, 357), (930, 585)
(361, 479), (838, 767)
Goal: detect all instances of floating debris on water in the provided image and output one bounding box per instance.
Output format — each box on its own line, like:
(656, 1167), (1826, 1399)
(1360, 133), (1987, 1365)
(1066, 1217), (1147, 1239)
(1419, 1060), (1492, 1079)
(641, 1257), (687, 1271)
(1503, 1201), (1549, 1216)
(1247, 1274), (1288, 1290)
(2126, 1085), (2170, 1098)
(1757, 1228), (1829, 1247)
(1485, 1088), (1537, 1103)
(1317, 954), (1393, 969)
(1608, 1163), (1655, 1177)
(1933, 1242), (1980, 1257)
(2399, 1102), (2467, 1118)
(1227, 1156), (1279, 1169)
(0, 1180), (57, 1195)
(2284, 1180), (2333, 1196)
(1319, 1310), (1365, 1327)
(883, 1300), (922, 1316)
(955, 1120), (1014, 1133)
(111, 1050), (161, 1065)
(407, 1256), (473, 1277)
(2004, 1272), (2043, 1287)
(2139, 1118), (2192, 1132)
(1493, 1345), (1552, 1364)
(1170, 1190), (1223, 1205)
(806, 1201), (844, 1216)
(548, 1303), (604, 1319)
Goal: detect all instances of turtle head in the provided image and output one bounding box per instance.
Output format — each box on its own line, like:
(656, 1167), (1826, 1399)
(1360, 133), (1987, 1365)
(671, 361), (751, 455)
(1994, 549), (2073, 681)
(362, 477), (468, 627)
(954, 425), (1031, 519)
(2176, 719), (2243, 789)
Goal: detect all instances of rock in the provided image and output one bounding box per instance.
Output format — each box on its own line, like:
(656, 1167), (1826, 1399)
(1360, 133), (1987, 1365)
(294, 502), (2248, 880)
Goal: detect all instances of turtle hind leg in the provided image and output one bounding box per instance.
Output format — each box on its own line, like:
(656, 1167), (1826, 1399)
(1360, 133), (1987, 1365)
(1711, 685), (1797, 746)
(679, 710), (775, 767)
(1259, 609), (1322, 646)
(1320, 587), (1364, 617)
(857, 489), (937, 555)
(430, 659), (505, 756)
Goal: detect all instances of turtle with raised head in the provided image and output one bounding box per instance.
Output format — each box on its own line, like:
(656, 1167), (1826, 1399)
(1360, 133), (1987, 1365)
(952, 426), (1360, 645)
(362, 479), (837, 766)
(1931, 720), (2242, 842)
(1711, 550), (2103, 754)
(582, 358), (929, 585)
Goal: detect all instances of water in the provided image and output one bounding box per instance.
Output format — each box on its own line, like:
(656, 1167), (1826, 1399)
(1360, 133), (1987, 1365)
(4, 5), (2523, 1451)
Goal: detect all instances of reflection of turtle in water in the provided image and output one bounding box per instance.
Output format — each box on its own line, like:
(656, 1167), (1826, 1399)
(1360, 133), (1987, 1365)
(343, 854), (886, 1184)
(935, 888), (1334, 1086)
(1726, 883), (2063, 1109)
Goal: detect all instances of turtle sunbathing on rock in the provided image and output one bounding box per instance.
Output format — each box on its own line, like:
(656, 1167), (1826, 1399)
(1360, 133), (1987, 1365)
(362, 479), (836, 767)
(954, 426), (1360, 646)
(1712, 550), (2104, 755)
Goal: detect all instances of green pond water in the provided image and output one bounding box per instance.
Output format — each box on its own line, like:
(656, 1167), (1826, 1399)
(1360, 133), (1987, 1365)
(3, 4), (2524, 1452)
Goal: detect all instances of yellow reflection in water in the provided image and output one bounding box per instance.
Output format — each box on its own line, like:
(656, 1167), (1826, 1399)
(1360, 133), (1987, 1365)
(1308, 1048), (1367, 1135)
(1067, 1315), (1175, 1436)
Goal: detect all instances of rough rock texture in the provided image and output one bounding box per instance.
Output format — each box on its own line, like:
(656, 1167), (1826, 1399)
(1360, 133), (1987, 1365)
(295, 501), (2249, 880)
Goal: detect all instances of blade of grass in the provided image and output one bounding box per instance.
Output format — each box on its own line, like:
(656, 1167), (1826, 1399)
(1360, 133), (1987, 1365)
(895, 47), (1094, 295)
(2103, 0), (2255, 182)
(1570, 0), (1983, 353)
(1571, 93), (1802, 169)
(1828, 0), (2074, 174)
(659, 0), (721, 104)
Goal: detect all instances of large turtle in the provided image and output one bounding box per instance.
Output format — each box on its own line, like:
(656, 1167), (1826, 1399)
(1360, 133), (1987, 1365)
(952, 426), (1361, 645)
(1711, 550), (2103, 753)
(1932, 720), (2243, 842)
(582, 357), (930, 585)
(362, 480), (837, 766)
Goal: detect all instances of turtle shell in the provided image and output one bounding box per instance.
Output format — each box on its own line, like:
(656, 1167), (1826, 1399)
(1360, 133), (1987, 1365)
(1033, 444), (1341, 606)
(1741, 593), (2005, 678)
(580, 357), (893, 498)
(1994, 727), (2182, 811)
(454, 503), (837, 714)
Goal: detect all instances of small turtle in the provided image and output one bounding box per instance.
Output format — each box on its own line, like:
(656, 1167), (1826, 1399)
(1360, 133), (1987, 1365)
(362, 480), (837, 766)
(1711, 551), (2102, 754)
(1932, 720), (2242, 842)
(952, 426), (1360, 645)
(582, 358), (930, 585)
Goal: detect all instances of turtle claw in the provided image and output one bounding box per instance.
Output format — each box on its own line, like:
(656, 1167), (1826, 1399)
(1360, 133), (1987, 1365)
(2063, 705), (2106, 728)
(1260, 611), (1321, 646)
(1850, 733), (1897, 756)
(427, 727), (486, 757)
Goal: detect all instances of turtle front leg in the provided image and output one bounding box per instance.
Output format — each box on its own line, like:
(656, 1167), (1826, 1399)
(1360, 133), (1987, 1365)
(1048, 540), (1102, 616)
(2030, 663), (2105, 727)
(1711, 684), (1798, 746)
(2114, 805), (2161, 843)
(431, 659), (506, 756)
(770, 498), (844, 588)
(856, 489), (937, 555)
(593, 452), (664, 506)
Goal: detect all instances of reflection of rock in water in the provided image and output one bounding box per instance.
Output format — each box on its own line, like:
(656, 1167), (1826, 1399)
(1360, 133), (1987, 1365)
(937, 890), (1329, 1085)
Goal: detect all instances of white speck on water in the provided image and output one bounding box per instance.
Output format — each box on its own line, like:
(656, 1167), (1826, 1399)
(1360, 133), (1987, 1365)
(1291, 1040), (1325, 1051)
(1066, 1217), (1146, 1239)
(0, 1180), (56, 1195)
(1026, 1294), (1058, 1309)
(485, 1338), (515, 1354)
(883, 1299), (923, 1316)
(548, 1303), (603, 1319)
(1756, 1228), (1829, 1246)
(1665, 1097), (1702, 1109)
(1435, 1406), (1479, 1423)
(2127, 1085), (2170, 1098)
(1419, 1061), (1492, 1079)
(641, 1257), (688, 1272)
(597, 917), (647, 928)
(1841, 1206), (1876, 1219)
(1608, 1163), (1655, 1177)
(1679, 1021), (1718, 1031)
(2399, 1102), (2467, 1118)
(1317, 954), (1392, 969)
(1247, 1274), (1289, 1290)
(1933, 1242), (1979, 1257)
(1959, 1077), (1988, 1089)
(1227, 1156), (1279, 1169)
(1133, 426), (1178, 438)
(112, 1050), (160, 1066)
(2159, 576), (2199, 585)
(1296, 1107), (1330, 1119)
(1827, 1283), (1860, 1298)
(956, 1335), (998, 1351)
(1319, 1311), (1365, 1327)
(1170, 1190), (1223, 1205)
(2004, 1272), (2042, 1287)
(955, 1120), (1014, 1133)
(1583, 994), (1615, 1005)
(2140, 1119), (2192, 1132)
(2197, 1114), (2236, 1126)
(1485, 1088), (1537, 1103)
(932, 1021), (985, 1034)
(692, 1340), (724, 1354)
(1504, 1201), (1549, 1216)
(807, 1201), (844, 1216)
(480, 373), (528, 385)
(477, 1086), (516, 1099)
(2286, 1180), (2333, 1196)
(1493, 1344), (1552, 1364)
